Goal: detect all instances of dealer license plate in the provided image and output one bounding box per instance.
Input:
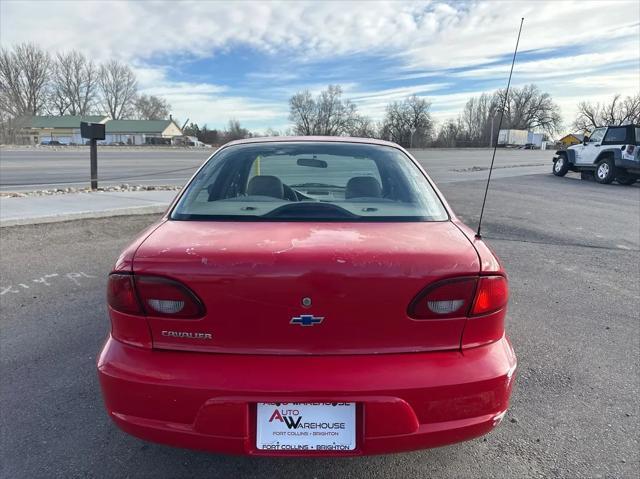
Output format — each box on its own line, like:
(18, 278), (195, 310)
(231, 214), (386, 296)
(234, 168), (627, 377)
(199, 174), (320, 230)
(256, 402), (356, 452)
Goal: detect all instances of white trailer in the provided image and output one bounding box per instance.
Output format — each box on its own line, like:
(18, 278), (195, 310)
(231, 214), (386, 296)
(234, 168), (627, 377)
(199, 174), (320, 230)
(527, 131), (544, 148)
(498, 129), (528, 146)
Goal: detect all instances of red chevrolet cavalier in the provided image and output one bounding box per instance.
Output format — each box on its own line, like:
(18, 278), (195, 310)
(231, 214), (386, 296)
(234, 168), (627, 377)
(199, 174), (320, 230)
(98, 137), (516, 456)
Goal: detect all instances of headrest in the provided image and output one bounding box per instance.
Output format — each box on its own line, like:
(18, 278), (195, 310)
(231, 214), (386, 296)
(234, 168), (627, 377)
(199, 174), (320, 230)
(345, 176), (382, 199)
(246, 175), (284, 199)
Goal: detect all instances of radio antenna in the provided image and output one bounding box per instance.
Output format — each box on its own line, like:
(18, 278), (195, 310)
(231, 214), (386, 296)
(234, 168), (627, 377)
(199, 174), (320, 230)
(476, 17), (524, 239)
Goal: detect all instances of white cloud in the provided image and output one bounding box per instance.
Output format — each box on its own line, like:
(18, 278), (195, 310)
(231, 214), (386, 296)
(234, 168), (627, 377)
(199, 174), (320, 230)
(455, 49), (638, 80)
(4, 1), (637, 67)
(347, 83), (451, 118)
(133, 66), (286, 129)
(1, 0), (638, 129)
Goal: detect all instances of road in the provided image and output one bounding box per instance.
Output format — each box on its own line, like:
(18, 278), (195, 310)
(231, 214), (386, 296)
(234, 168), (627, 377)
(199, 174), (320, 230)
(0, 146), (552, 191)
(1, 168), (639, 477)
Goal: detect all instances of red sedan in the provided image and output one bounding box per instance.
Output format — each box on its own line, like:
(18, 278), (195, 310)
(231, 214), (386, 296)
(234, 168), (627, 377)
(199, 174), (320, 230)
(98, 137), (516, 456)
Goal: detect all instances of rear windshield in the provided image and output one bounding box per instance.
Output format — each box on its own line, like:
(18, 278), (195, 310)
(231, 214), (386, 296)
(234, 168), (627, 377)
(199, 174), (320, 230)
(171, 142), (448, 222)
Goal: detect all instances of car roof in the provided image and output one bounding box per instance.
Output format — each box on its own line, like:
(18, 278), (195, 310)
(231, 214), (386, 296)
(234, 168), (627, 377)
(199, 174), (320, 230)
(222, 136), (401, 149)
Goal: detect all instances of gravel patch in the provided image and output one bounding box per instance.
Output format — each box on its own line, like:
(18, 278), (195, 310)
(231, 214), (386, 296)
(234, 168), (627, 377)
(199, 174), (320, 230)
(0, 184), (182, 198)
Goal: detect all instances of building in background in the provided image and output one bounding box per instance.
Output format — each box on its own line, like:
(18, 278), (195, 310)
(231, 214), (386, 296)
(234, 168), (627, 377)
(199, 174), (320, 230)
(17, 115), (108, 144)
(103, 119), (182, 145)
(15, 116), (184, 145)
(557, 133), (585, 147)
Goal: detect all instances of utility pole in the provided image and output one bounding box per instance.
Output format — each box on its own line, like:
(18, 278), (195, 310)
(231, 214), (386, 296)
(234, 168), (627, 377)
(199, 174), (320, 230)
(490, 114), (496, 148)
(409, 126), (416, 149)
(490, 111), (502, 148)
(490, 116), (494, 148)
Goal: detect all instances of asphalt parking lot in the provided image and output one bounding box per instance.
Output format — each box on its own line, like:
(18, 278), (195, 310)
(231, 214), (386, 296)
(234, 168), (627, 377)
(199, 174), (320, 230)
(1, 160), (638, 477)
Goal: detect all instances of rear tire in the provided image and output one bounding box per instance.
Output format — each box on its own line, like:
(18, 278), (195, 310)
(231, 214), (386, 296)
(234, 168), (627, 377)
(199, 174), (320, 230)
(594, 158), (616, 184)
(616, 175), (637, 185)
(553, 155), (569, 176)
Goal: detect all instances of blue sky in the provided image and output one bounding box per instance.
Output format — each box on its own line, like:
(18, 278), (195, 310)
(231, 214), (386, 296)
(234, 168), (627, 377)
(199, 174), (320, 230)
(2, 0), (639, 134)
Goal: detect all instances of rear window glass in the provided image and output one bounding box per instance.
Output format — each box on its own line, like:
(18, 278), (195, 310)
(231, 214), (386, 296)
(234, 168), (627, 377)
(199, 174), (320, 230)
(603, 127), (627, 144)
(171, 142), (448, 222)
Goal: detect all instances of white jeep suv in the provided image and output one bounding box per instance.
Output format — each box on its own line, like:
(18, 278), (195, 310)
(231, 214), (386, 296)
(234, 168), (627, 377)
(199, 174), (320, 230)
(552, 124), (639, 185)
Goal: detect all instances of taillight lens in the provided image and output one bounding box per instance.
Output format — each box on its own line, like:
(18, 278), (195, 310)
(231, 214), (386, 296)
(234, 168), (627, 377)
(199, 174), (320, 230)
(471, 276), (508, 316)
(107, 273), (204, 319)
(107, 274), (142, 314)
(409, 278), (477, 319)
(135, 275), (204, 318)
(409, 275), (508, 320)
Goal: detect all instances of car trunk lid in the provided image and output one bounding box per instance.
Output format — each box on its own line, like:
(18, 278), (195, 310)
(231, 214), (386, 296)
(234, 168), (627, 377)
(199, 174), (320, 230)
(133, 220), (480, 354)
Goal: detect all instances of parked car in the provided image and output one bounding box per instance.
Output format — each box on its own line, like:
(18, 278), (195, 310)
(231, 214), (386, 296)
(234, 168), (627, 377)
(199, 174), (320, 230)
(98, 137), (516, 456)
(40, 140), (63, 146)
(552, 124), (639, 184)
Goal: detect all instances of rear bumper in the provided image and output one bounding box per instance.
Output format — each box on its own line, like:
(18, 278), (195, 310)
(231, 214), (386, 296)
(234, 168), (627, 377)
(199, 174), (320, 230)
(615, 158), (640, 173)
(97, 336), (516, 456)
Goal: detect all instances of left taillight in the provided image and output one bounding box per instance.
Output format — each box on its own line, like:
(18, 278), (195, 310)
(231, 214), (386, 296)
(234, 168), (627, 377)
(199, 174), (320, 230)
(134, 275), (205, 318)
(107, 273), (205, 349)
(107, 273), (204, 318)
(107, 273), (142, 314)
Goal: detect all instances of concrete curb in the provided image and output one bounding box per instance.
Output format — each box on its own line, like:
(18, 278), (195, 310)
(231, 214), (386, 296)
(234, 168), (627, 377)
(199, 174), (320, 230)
(0, 204), (167, 228)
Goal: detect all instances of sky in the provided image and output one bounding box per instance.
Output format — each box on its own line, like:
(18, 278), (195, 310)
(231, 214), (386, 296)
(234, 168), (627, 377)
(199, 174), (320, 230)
(1, 0), (639, 134)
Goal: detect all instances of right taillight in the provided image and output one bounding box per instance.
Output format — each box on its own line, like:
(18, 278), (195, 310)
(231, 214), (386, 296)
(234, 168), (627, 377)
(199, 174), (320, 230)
(409, 275), (509, 349)
(408, 277), (477, 319)
(471, 276), (508, 316)
(409, 275), (508, 319)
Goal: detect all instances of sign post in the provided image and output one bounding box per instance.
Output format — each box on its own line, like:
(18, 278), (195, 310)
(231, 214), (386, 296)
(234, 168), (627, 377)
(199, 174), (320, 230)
(89, 139), (98, 190)
(409, 126), (416, 149)
(80, 122), (105, 190)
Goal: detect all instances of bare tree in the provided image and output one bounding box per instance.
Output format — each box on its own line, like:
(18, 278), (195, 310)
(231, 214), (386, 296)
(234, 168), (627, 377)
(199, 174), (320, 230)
(347, 115), (377, 138)
(315, 85), (358, 136)
(134, 94), (171, 120)
(264, 127), (281, 137)
(459, 93), (501, 146)
(573, 93), (640, 131)
(434, 119), (463, 148)
(450, 84), (560, 146)
(223, 119), (249, 142)
(289, 90), (316, 135)
(50, 50), (98, 116)
(495, 84), (561, 134)
(98, 60), (137, 119)
(289, 85), (361, 136)
(0, 43), (51, 117)
(381, 95), (433, 148)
